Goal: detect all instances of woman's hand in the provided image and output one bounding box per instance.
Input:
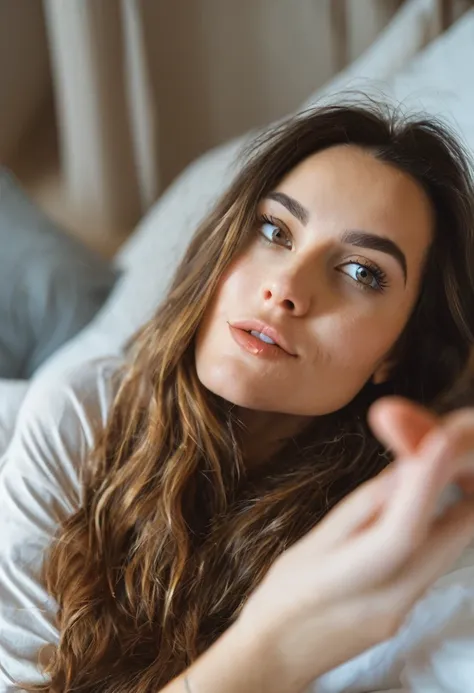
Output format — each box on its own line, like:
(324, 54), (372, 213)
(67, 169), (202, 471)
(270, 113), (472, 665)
(237, 397), (474, 690)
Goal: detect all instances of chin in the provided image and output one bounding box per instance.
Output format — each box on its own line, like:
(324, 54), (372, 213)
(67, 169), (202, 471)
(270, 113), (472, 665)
(203, 376), (270, 410)
(196, 362), (278, 411)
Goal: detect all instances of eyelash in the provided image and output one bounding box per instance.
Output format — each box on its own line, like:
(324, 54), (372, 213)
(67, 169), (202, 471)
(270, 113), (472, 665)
(256, 214), (390, 293)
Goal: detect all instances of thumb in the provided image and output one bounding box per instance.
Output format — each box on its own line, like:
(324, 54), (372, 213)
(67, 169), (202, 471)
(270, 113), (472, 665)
(368, 396), (440, 459)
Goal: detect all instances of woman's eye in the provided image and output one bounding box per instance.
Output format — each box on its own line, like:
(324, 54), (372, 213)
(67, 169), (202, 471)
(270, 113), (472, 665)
(258, 215), (292, 249)
(339, 261), (389, 293)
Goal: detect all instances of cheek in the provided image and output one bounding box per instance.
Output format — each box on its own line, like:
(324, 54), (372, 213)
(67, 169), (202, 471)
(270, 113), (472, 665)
(309, 307), (406, 375)
(212, 254), (260, 314)
(223, 252), (257, 290)
(195, 256), (255, 353)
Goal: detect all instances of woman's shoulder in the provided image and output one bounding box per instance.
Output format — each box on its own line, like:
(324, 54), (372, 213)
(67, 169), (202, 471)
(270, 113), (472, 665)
(0, 356), (126, 691)
(18, 355), (124, 432)
(0, 355), (125, 501)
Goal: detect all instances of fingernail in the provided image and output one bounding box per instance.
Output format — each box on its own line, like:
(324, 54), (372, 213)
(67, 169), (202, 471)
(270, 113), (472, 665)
(420, 432), (451, 463)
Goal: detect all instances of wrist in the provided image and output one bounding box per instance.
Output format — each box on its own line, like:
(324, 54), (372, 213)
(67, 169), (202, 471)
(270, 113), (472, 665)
(186, 616), (307, 693)
(230, 615), (313, 693)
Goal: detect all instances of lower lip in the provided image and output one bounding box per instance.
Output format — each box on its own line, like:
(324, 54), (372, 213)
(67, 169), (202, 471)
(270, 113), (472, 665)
(229, 325), (294, 360)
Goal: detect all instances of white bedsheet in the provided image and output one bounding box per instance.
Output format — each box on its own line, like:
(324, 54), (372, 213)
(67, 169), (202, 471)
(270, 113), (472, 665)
(0, 361), (473, 692)
(309, 553), (474, 692)
(0, 380), (29, 457)
(1, 4), (474, 691)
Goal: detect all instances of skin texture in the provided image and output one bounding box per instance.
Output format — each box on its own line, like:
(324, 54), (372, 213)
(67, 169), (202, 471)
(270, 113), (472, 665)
(195, 145), (434, 462)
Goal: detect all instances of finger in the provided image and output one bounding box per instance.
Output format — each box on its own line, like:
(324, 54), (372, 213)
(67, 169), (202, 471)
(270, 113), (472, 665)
(368, 396), (439, 459)
(332, 408), (474, 563)
(376, 440), (452, 559)
(312, 467), (396, 549)
(418, 407), (474, 455)
(347, 471), (474, 589)
(417, 408), (474, 486)
(377, 414), (474, 562)
(390, 496), (474, 610)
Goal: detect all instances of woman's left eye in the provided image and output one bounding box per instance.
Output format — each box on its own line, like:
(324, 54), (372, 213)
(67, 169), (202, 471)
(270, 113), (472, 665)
(338, 261), (389, 293)
(257, 214), (389, 293)
(258, 215), (292, 249)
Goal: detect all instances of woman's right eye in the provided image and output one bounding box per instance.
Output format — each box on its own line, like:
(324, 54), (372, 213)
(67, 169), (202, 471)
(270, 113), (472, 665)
(258, 214), (292, 249)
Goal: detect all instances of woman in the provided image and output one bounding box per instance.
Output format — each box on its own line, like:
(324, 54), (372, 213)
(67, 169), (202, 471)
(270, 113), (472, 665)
(1, 101), (474, 693)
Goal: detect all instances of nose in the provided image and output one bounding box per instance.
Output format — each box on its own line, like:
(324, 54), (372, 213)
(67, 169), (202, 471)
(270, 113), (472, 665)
(261, 268), (312, 316)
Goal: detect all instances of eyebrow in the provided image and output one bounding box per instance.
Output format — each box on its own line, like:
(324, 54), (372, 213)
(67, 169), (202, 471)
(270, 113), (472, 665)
(265, 190), (408, 284)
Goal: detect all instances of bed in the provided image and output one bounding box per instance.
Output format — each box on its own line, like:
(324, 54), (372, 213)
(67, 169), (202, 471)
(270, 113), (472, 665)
(2, 0), (473, 451)
(0, 1), (474, 690)
(330, 0), (470, 72)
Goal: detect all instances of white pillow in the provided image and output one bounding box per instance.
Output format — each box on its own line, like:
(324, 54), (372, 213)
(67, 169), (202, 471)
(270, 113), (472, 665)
(31, 0), (460, 385)
(388, 8), (474, 153)
(0, 379), (30, 453)
(302, 0), (443, 108)
(314, 6), (474, 157)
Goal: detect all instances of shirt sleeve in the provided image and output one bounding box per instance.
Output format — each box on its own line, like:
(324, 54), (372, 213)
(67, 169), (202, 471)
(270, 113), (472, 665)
(0, 358), (121, 691)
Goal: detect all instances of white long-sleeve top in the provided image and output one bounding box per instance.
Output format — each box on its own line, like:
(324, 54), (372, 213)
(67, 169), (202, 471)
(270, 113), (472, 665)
(0, 358), (473, 692)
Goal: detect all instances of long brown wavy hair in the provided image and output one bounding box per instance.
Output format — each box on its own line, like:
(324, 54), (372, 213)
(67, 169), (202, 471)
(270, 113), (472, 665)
(31, 102), (474, 692)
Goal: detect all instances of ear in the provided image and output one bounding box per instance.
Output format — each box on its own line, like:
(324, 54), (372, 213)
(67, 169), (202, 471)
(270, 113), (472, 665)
(372, 357), (397, 385)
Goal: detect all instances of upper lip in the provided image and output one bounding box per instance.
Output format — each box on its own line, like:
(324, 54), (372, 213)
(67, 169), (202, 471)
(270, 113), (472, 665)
(230, 319), (297, 356)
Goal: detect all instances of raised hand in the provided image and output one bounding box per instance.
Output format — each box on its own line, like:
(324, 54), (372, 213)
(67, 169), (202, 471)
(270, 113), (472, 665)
(237, 397), (474, 687)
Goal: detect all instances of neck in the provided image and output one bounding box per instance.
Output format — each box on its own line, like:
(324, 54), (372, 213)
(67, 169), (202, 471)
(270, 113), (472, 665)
(233, 407), (313, 467)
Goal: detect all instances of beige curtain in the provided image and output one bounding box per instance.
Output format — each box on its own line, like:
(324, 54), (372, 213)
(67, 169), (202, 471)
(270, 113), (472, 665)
(2, 0), (424, 250)
(43, 0), (159, 232)
(41, 0), (403, 231)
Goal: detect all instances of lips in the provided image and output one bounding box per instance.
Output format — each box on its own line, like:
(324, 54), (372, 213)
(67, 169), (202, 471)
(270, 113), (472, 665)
(229, 320), (297, 356)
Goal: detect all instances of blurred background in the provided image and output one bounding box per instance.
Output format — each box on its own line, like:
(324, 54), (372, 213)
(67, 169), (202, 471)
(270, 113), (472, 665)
(0, 0), (446, 257)
(1, 0), (474, 444)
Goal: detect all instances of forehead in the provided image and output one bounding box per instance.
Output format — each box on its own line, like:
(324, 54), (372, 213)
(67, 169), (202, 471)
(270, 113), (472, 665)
(274, 145), (434, 279)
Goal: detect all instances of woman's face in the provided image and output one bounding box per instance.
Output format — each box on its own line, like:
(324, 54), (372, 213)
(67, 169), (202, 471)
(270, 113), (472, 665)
(195, 144), (434, 417)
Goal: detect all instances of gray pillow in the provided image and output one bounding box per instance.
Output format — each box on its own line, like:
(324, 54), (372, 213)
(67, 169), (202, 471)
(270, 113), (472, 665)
(0, 169), (119, 378)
